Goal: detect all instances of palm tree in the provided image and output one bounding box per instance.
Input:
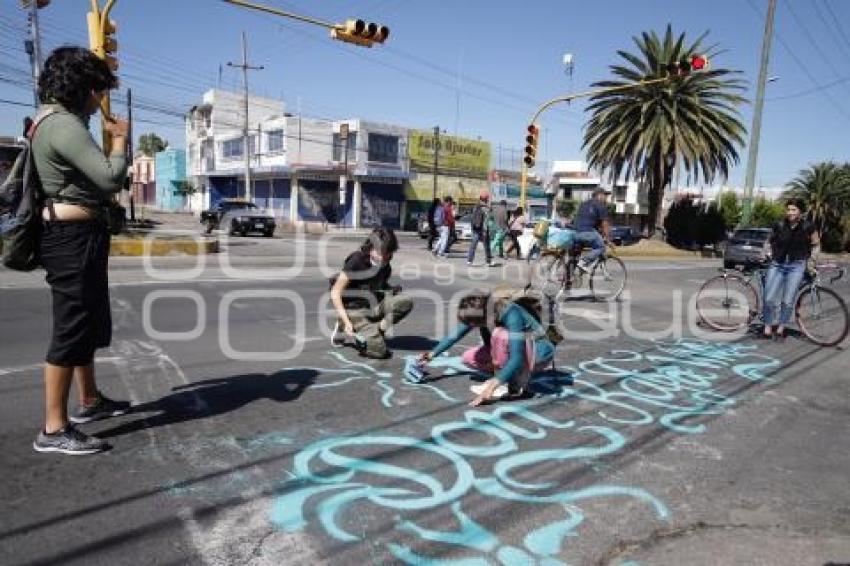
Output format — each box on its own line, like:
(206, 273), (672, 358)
(784, 161), (850, 236)
(583, 26), (747, 236)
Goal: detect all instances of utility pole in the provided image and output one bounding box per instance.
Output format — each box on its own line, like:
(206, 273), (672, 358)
(741, 0), (777, 227)
(227, 31), (263, 202)
(22, 0), (45, 107)
(432, 126), (440, 200)
(338, 123), (349, 228)
(127, 87), (135, 221)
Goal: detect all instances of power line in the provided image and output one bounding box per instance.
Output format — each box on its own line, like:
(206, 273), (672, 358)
(742, 0), (850, 123)
(822, 0), (850, 56)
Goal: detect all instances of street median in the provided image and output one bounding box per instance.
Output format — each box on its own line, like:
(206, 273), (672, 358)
(110, 234), (219, 256)
(611, 239), (720, 260)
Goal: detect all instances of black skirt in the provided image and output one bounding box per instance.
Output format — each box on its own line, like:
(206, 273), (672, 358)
(40, 220), (112, 366)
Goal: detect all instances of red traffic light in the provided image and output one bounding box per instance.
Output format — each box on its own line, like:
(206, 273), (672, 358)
(691, 55), (708, 70)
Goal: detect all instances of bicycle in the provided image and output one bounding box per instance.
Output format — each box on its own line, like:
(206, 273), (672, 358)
(527, 241), (627, 302)
(695, 261), (849, 347)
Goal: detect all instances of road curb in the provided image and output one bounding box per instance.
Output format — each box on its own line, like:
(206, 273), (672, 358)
(110, 236), (219, 256)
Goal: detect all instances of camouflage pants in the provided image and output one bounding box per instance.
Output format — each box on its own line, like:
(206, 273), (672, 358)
(346, 294), (413, 357)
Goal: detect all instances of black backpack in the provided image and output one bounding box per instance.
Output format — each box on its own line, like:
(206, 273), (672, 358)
(471, 204), (486, 231)
(0, 108), (56, 272)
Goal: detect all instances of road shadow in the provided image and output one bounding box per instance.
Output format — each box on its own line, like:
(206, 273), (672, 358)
(95, 369), (317, 439)
(385, 335), (439, 351)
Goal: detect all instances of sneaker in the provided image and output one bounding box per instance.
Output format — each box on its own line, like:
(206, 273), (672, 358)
(331, 321), (345, 347)
(577, 261), (592, 274)
(467, 261), (473, 266)
(33, 425), (110, 455)
(470, 383), (509, 399)
(70, 393), (131, 424)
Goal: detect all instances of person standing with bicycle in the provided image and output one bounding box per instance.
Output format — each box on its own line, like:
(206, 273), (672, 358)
(574, 188), (611, 273)
(762, 198), (819, 340)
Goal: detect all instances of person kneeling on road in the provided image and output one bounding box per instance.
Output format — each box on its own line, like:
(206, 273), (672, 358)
(417, 288), (557, 406)
(330, 227), (413, 359)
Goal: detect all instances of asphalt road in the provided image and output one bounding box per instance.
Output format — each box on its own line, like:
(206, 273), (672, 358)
(1, 236), (848, 566)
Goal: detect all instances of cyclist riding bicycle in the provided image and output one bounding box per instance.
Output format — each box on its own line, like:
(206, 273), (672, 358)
(573, 188), (612, 272)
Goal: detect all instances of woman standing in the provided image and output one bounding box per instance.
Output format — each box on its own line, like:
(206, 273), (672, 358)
(762, 198), (819, 340)
(32, 47), (130, 455)
(504, 206), (526, 259)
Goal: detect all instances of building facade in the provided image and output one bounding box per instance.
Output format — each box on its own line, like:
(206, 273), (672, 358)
(185, 90), (409, 228)
(131, 153), (157, 207)
(155, 148), (188, 212)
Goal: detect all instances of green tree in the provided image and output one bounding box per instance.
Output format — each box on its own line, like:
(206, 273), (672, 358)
(783, 161), (850, 237)
(138, 133), (169, 157)
(555, 199), (578, 218)
(749, 197), (784, 228)
(718, 191), (741, 229)
(583, 25), (747, 236)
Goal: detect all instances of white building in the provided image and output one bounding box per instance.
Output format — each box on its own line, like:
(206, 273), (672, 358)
(550, 160), (650, 229)
(185, 90), (409, 228)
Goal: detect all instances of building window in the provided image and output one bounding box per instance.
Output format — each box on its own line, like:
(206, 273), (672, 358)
(222, 138), (243, 160)
(267, 129), (284, 154)
(614, 185), (627, 203)
(367, 133), (398, 164)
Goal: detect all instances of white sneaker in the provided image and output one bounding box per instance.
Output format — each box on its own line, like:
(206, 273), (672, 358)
(331, 322), (345, 347)
(470, 383), (508, 398)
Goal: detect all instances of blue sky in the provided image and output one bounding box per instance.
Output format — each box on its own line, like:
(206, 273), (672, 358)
(1, 0), (848, 187)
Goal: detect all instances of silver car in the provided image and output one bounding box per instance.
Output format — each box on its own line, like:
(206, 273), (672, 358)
(723, 228), (772, 269)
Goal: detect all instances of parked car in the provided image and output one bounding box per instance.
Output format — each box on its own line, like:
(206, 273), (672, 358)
(200, 199), (276, 237)
(723, 228), (772, 269)
(417, 214), (430, 238)
(610, 225), (641, 246)
(454, 216), (473, 240)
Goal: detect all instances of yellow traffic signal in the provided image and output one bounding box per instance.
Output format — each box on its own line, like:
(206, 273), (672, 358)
(524, 124), (539, 167)
(87, 11), (118, 73)
(331, 18), (389, 47)
(102, 18), (118, 72)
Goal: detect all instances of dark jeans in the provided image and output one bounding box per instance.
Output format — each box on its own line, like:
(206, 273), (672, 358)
(40, 220), (112, 366)
(504, 230), (522, 258)
(466, 230), (492, 263)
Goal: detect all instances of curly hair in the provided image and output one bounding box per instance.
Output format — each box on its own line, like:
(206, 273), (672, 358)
(38, 47), (117, 114)
(457, 290), (490, 326)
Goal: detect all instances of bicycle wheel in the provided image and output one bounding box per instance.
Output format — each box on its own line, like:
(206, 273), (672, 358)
(795, 286), (850, 347)
(589, 255), (627, 301)
(695, 273), (758, 331)
(529, 254), (568, 299)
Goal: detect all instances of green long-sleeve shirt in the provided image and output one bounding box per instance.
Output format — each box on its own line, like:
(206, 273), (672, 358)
(31, 105), (127, 208)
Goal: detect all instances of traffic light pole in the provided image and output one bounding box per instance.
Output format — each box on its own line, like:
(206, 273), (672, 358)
(88, 0), (118, 152)
(518, 77), (671, 208)
(741, 0), (777, 227)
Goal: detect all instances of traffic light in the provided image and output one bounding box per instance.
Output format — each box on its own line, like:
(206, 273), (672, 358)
(331, 19), (389, 47)
(87, 11), (119, 73)
(664, 54), (709, 77)
(524, 124), (539, 168)
(102, 19), (118, 72)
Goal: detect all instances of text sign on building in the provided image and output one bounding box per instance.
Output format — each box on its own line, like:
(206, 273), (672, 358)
(408, 130), (491, 177)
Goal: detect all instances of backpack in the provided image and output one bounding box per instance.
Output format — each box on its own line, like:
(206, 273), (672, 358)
(433, 204), (445, 227)
(532, 219), (550, 239)
(491, 286), (564, 345)
(0, 108), (56, 272)
(471, 205), (486, 231)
